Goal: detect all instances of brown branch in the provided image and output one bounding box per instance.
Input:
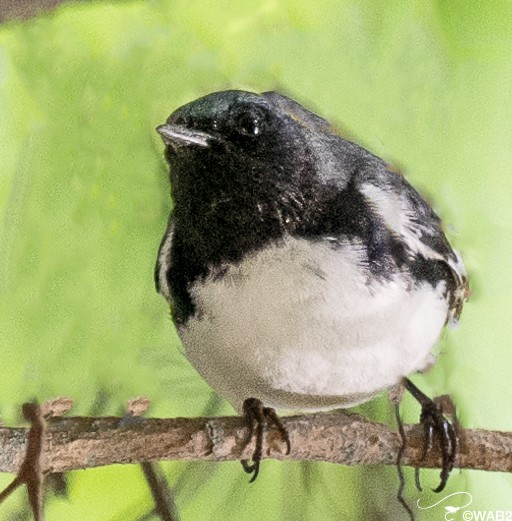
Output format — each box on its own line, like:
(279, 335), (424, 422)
(141, 462), (179, 521)
(0, 0), (73, 23)
(0, 403), (45, 521)
(0, 411), (509, 475)
(127, 398), (179, 521)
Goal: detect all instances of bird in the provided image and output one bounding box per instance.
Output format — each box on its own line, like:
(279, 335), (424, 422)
(154, 89), (468, 489)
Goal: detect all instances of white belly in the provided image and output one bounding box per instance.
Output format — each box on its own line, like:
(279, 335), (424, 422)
(179, 237), (449, 412)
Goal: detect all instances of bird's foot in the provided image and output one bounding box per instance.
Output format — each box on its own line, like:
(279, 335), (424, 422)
(240, 398), (291, 483)
(402, 378), (459, 493)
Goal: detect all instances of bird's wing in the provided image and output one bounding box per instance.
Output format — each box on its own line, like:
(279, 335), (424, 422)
(356, 166), (469, 321)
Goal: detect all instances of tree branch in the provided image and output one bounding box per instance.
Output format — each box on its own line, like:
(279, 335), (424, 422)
(0, 0), (73, 23)
(141, 462), (179, 521)
(0, 411), (509, 475)
(0, 403), (45, 520)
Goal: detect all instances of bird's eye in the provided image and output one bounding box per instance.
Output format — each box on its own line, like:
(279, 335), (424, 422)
(233, 107), (265, 137)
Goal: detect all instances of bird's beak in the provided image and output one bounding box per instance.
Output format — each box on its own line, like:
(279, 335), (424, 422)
(156, 124), (213, 148)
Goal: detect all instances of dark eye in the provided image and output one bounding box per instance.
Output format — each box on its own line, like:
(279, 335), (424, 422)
(233, 107), (266, 137)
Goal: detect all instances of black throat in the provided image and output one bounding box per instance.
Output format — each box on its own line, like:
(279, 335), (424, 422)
(161, 160), (409, 327)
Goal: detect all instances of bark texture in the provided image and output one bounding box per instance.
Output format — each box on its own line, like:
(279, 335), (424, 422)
(0, 411), (509, 475)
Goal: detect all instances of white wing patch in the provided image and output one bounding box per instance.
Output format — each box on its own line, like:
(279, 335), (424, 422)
(157, 221), (174, 301)
(360, 183), (441, 260)
(360, 182), (468, 324)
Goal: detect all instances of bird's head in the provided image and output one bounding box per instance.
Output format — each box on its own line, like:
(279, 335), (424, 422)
(161, 90), (348, 222)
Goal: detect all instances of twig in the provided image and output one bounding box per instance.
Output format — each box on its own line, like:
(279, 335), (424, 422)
(0, 402), (45, 521)
(394, 404), (414, 521)
(126, 398), (179, 521)
(0, 0), (69, 23)
(141, 462), (179, 521)
(0, 411), (509, 474)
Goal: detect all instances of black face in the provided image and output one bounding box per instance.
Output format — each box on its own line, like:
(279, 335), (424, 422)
(158, 90), (316, 243)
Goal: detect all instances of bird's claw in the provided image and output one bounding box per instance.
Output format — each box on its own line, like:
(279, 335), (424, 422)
(417, 397), (458, 492)
(240, 398), (291, 483)
(403, 379), (459, 493)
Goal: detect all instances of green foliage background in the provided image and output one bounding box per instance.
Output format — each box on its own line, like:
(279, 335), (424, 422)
(1, 1), (511, 519)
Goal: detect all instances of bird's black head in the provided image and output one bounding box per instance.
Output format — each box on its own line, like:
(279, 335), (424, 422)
(159, 90), (300, 163)
(158, 91), (328, 239)
(156, 89), (362, 266)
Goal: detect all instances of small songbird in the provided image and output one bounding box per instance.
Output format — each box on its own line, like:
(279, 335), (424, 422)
(155, 90), (468, 487)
